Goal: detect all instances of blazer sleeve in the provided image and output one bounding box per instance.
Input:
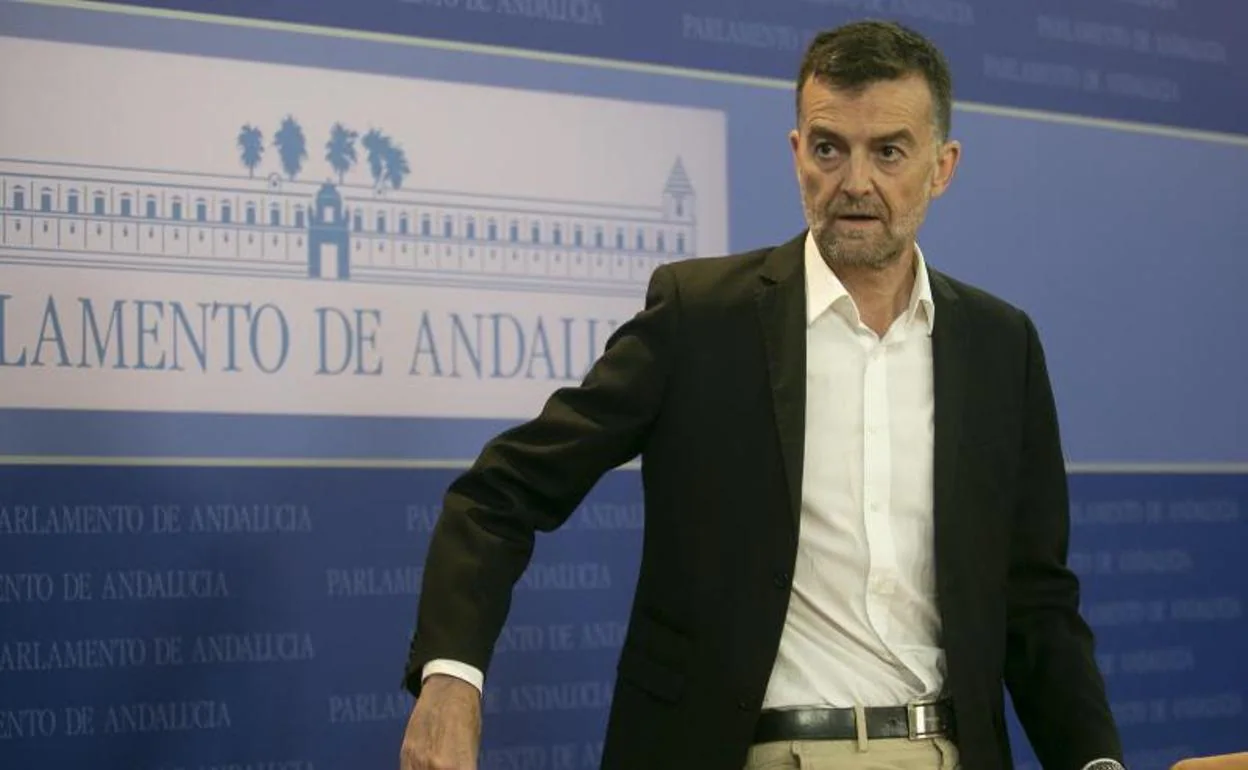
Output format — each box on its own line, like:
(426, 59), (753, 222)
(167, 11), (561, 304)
(1003, 314), (1124, 769)
(402, 263), (682, 697)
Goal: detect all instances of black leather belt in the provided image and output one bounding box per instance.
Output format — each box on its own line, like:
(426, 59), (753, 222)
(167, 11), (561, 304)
(753, 700), (955, 743)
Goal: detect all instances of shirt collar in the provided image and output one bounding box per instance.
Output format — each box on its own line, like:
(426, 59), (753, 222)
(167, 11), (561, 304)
(803, 230), (935, 336)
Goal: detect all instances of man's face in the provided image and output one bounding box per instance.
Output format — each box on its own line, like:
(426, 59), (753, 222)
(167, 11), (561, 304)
(790, 73), (960, 270)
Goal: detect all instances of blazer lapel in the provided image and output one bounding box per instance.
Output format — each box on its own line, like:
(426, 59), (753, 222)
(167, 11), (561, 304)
(929, 270), (968, 592)
(755, 234), (808, 532)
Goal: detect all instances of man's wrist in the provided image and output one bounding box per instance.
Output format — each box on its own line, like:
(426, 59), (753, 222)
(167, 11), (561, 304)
(421, 659), (484, 695)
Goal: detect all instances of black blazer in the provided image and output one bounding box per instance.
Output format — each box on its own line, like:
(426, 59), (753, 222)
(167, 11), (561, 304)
(404, 232), (1123, 770)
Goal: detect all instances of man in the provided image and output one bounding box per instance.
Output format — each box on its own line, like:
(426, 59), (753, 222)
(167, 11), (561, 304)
(398, 20), (1125, 770)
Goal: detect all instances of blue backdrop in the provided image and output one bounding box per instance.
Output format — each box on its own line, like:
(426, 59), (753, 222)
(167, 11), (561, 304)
(1, 0), (1245, 768)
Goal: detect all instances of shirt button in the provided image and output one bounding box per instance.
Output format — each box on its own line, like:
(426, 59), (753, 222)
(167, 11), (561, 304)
(773, 571), (790, 589)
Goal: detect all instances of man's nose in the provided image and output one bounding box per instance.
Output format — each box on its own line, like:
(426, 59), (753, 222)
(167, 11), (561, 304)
(843, 155), (873, 197)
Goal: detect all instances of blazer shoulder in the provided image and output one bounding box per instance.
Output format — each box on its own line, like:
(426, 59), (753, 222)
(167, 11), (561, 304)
(932, 268), (1035, 334)
(658, 245), (774, 304)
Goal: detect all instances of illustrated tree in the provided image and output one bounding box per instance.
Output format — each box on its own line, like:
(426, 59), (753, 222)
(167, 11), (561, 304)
(361, 128), (412, 191)
(383, 142), (411, 189)
(325, 122), (358, 184)
(273, 115), (308, 181)
(236, 124), (264, 177)
(361, 128), (389, 190)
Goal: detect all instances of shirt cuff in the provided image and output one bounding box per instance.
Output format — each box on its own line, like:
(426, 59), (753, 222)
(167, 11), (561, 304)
(1080, 759), (1125, 770)
(421, 659), (485, 695)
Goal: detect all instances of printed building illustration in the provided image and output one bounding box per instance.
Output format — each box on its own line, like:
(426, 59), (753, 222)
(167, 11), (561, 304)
(0, 153), (697, 298)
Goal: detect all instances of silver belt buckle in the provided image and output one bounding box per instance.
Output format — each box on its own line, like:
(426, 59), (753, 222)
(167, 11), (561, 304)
(907, 701), (941, 740)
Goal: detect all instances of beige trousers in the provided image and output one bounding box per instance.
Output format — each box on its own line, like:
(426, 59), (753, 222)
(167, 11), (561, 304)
(742, 737), (960, 770)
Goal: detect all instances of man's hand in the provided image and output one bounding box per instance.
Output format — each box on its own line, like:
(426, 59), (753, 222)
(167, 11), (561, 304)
(399, 675), (482, 770)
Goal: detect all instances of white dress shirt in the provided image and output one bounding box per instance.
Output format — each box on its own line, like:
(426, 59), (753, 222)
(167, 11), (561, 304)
(761, 231), (942, 709)
(422, 232), (944, 704)
(766, 237), (1119, 770)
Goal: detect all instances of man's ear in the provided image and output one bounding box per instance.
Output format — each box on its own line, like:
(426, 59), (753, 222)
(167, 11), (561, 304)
(930, 138), (961, 199)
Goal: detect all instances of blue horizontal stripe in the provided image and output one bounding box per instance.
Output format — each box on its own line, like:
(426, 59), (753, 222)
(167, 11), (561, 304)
(0, 408), (517, 460)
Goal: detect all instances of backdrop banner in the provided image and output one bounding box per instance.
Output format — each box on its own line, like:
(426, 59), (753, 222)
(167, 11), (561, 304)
(1, 1), (1245, 768)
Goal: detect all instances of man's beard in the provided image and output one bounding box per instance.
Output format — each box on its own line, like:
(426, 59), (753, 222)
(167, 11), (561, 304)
(805, 200), (907, 270)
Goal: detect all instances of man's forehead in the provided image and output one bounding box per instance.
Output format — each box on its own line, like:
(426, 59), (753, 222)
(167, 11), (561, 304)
(799, 76), (934, 127)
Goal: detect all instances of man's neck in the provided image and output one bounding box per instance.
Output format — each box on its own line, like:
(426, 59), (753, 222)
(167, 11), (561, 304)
(828, 247), (917, 338)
